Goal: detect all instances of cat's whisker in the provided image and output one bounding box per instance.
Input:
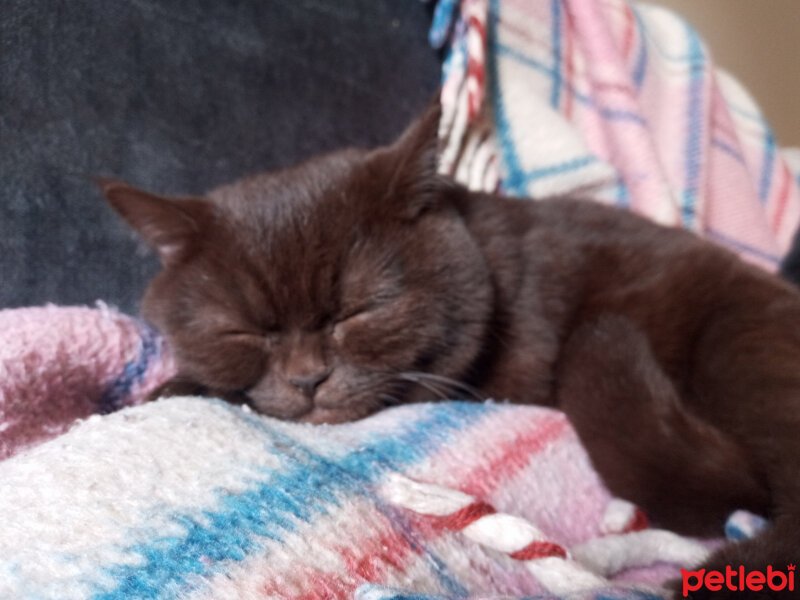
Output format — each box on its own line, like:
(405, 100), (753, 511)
(400, 371), (484, 402)
(396, 373), (451, 401)
(395, 371), (483, 402)
(377, 393), (404, 407)
(345, 378), (409, 411)
(421, 372), (484, 401)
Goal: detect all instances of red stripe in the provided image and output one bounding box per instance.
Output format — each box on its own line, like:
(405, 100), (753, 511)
(468, 14), (487, 53)
(340, 528), (412, 581)
(262, 566), (344, 600)
(269, 516), (418, 600)
(285, 414), (568, 598)
(509, 541), (567, 561)
(467, 14), (487, 118)
(460, 413), (570, 496)
(433, 501), (496, 530)
(297, 574), (345, 600)
(592, 81), (634, 95)
(625, 508), (649, 533)
(621, 5), (635, 60)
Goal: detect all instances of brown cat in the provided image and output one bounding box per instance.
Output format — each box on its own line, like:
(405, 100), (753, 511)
(101, 103), (800, 598)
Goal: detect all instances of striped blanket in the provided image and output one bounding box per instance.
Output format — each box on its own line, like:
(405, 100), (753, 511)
(0, 365), (720, 600)
(0, 308), (767, 598)
(0, 0), (794, 598)
(434, 0), (800, 271)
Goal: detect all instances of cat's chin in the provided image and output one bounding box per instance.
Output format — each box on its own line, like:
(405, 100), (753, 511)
(243, 390), (376, 424)
(293, 405), (376, 425)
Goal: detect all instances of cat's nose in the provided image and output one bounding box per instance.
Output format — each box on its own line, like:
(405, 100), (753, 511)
(288, 370), (331, 399)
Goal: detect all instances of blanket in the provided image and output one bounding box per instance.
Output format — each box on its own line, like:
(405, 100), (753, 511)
(1, 0), (795, 598)
(0, 386), (717, 600)
(434, 0), (800, 270)
(0, 305), (174, 460)
(0, 312), (769, 599)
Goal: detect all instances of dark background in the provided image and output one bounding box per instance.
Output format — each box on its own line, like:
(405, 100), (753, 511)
(1, 0), (440, 314)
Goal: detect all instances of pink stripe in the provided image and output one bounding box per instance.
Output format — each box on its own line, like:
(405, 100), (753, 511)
(620, 4), (635, 60)
(278, 413), (570, 598)
(258, 514), (418, 600)
(563, 8), (575, 119)
(460, 413), (570, 496)
(772, 162), (792, 233)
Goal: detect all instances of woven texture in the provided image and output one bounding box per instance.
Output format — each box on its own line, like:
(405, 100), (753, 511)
(0, 304), (174, 460)
(0, 394), (705, 599)
(436, 0), (800, 272)
(0, 304), (763, 599)
(1, 0), (793, 597)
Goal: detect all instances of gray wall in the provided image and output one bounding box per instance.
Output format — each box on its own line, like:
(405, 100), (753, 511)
(1, 1), (440, 314)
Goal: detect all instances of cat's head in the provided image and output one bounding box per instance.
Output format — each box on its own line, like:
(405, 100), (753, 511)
(101, 104), (493, 423)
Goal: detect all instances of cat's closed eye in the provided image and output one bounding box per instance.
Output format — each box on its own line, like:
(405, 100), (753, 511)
(221, 329), (275, 347)
(335, 306), (372, 324)
(331, 306), (376, 343)
(335, 281), (403, 326)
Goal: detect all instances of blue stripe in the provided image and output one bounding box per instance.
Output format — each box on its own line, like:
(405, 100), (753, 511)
(550, 0), (562, 109)
(487, 0), (527, 196)
(496, 45), (646, 126)
(711, 137), (745, 164)
(728, 103), (768, 125)
(98, 322), (162, 414)
(681, 23), (704, 228)
(724, 523), (748, 541)
(631, 7), (648, 88)
(496, 44), (552, 76)
(487, 19), (601, 195)
(724, 513), (766, 541)
(90, 402), (491, 599)
(520, 155), (596, 185)
(441, 46), (455, 84)
(376, 502), (468, 596)
(633, 10), (707, 65)
(596, 106), (646, 125)
(706, 228), (781, 266)
(759, 130), (775, 203)
(615, 177), (630, 208)
(428, 0), (459, 48)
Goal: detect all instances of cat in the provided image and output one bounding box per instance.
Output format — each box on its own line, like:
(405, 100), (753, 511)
(101, 102), (800, 598)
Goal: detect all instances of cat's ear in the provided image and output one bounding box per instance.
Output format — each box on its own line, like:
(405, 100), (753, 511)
(96, 178), (209, 266)
(376, 97), (449, 219)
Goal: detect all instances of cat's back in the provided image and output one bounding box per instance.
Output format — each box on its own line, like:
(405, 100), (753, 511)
(461, 191), (732, 292)
(532, 196), (800, 322)
(462, 190), (800, 354)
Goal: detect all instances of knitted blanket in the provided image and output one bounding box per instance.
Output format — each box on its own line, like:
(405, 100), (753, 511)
(0, 0), (795, 598)
(434, 0), (800, 270)
(0, 305), (173, 461)
(0, 377), (722, 600)
(0, 312), (767, 599)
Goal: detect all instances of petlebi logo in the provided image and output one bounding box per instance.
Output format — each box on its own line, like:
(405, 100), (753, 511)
(681, 564), (796, 596)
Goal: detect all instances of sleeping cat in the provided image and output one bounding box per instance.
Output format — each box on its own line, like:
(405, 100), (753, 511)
(101, 102), (799, 597)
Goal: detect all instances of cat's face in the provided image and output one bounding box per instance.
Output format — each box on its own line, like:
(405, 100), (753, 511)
(102, 106), (494, 423)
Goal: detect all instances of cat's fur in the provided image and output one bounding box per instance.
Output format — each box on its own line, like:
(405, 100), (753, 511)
(102, 103), (800, 597)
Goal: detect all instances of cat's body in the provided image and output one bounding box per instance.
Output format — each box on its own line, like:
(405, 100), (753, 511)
(103, 105), (799, 597)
